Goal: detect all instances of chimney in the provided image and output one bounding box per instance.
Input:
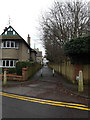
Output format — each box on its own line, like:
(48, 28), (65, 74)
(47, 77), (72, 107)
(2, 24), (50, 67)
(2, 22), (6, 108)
(4, 27), (7, 32)
(27, 34), (30, 46)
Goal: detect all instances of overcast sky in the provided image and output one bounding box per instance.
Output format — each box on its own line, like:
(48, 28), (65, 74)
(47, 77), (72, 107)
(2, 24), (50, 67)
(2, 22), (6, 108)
(0, 0), (89, 56)
(0, 0), (55, 56)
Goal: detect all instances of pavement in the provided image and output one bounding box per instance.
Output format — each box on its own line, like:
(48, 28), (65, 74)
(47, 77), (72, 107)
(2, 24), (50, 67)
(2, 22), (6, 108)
(1, 66), (90, 105)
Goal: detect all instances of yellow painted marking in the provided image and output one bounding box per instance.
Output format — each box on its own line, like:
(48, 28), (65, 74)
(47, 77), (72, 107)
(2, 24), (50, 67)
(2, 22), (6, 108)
(0, 92), (88, 107)
(1, 92), (90, 111)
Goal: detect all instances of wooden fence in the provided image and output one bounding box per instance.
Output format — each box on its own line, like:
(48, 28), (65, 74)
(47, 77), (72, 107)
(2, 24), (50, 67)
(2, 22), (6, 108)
(50, 60), (90, 84)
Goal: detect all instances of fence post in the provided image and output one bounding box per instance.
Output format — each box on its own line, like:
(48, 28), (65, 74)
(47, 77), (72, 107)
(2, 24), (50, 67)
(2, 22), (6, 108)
(3, 68), (8, 85)
(78, 70), (84, 92)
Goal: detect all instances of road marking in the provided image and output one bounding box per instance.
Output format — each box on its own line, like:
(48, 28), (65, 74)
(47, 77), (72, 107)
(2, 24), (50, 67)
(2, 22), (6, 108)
(0, 92), (90, 111)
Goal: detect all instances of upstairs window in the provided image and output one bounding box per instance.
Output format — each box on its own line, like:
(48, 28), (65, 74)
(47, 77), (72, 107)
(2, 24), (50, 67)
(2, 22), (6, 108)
(7, 41), (10, 47)
(11, 41), (15, 47)
(1, 41), (19, 49)
(7, 31), (13, 35)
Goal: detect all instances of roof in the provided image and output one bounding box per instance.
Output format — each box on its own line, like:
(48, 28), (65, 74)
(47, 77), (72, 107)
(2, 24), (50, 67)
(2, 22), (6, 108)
(1, 26), (36, 53)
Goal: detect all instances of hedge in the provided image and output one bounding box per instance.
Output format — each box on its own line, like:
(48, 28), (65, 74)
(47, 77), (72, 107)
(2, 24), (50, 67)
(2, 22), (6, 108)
(16, 61), (34, 75)
(64, 35), (90, 64)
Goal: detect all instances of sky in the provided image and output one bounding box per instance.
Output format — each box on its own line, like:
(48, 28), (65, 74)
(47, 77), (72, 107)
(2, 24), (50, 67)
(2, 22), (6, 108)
(0, 0), (55, 56)
(0, 0), (89, 56)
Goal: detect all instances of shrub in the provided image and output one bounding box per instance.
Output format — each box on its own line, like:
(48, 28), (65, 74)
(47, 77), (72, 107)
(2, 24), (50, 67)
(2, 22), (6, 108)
(16, 61), (33, 75)
(64, 35), (90, 64)
(8, 68), (16, 74)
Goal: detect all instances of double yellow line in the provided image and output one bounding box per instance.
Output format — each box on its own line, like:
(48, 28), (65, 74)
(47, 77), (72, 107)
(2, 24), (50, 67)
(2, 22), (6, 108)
(0, 92), (90, 111)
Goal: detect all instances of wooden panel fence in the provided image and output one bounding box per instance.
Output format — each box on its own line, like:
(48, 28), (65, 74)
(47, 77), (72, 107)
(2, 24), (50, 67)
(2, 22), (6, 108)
(50, 60), (90, 84)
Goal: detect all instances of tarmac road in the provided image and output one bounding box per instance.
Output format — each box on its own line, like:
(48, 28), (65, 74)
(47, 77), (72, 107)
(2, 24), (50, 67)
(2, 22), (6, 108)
(2, 94), (89, 118)
(2, 65), (90, 118)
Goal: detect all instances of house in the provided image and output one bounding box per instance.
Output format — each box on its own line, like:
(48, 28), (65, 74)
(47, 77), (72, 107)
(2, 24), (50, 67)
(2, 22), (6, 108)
(0, 26), (36, 68)
(34, 48), (42, 63)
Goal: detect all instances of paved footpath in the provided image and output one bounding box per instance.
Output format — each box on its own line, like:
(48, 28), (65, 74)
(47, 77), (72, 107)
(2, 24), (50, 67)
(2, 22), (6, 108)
(3, 66), (89, 106)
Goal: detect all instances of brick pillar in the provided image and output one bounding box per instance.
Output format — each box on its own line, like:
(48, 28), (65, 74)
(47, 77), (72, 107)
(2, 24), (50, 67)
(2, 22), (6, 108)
(73, 64), (83, 83)
(22, 68), (28, 81)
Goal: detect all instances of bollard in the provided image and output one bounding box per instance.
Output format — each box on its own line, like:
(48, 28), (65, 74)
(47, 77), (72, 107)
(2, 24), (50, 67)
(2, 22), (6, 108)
(53, 69), (54, 77)
(41, 69), (42, 77)
(3, 70), (7, 85)
(78, 70), (84, 92)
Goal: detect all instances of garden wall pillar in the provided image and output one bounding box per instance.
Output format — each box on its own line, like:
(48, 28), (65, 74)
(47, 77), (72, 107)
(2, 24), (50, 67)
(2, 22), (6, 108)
(22, 68), (28, 81)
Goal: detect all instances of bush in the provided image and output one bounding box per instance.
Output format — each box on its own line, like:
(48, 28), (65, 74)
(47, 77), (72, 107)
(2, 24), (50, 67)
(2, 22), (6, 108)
(8, 68), (16, 74)
(64, 35), (90, 64)
(16, 61), (33, 75)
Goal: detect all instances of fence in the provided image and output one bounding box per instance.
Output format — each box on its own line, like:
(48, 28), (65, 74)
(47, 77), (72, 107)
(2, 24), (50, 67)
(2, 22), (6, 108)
(50, 60), (90, 84)
(0, 74), (24, 81)
(0, 63), (41, 82)
(0, 68), (26, 81)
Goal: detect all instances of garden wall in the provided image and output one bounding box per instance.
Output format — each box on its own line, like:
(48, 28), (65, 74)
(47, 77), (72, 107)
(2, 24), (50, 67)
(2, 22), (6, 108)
(0, 63), (41, 82)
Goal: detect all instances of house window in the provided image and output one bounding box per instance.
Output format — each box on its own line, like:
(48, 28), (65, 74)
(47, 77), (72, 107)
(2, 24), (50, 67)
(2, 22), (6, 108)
(3, 28), (18, 35)
(10, 60), (13, 66)
(6, 60), (9, 66)
(3, 61), (5, 67)
(7, 31), (13, 35)
(3, 41), (6, 47)
(1, 41), (19, 49)
(11, 41), (14, 47)
(0, 60), (16, 68)
(7, 41), (10, 47)
(15, 42), (19, 49)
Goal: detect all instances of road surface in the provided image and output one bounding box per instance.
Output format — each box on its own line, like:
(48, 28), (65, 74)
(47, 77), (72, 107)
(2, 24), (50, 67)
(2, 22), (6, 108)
(1, 66), (90, 118)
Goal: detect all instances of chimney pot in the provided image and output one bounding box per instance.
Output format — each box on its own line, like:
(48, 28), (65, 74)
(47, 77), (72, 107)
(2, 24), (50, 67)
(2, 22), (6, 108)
(27, 34), (30, 46)
(4, 27), (7, 31)
(28, 34), (30, 37)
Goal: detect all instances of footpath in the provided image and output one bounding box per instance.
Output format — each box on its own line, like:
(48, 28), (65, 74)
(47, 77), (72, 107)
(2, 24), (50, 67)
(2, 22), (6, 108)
(2, 66), (90, 105)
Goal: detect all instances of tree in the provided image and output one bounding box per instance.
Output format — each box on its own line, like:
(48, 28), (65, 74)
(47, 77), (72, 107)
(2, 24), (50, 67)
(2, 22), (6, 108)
(39, 0), (89, 63)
